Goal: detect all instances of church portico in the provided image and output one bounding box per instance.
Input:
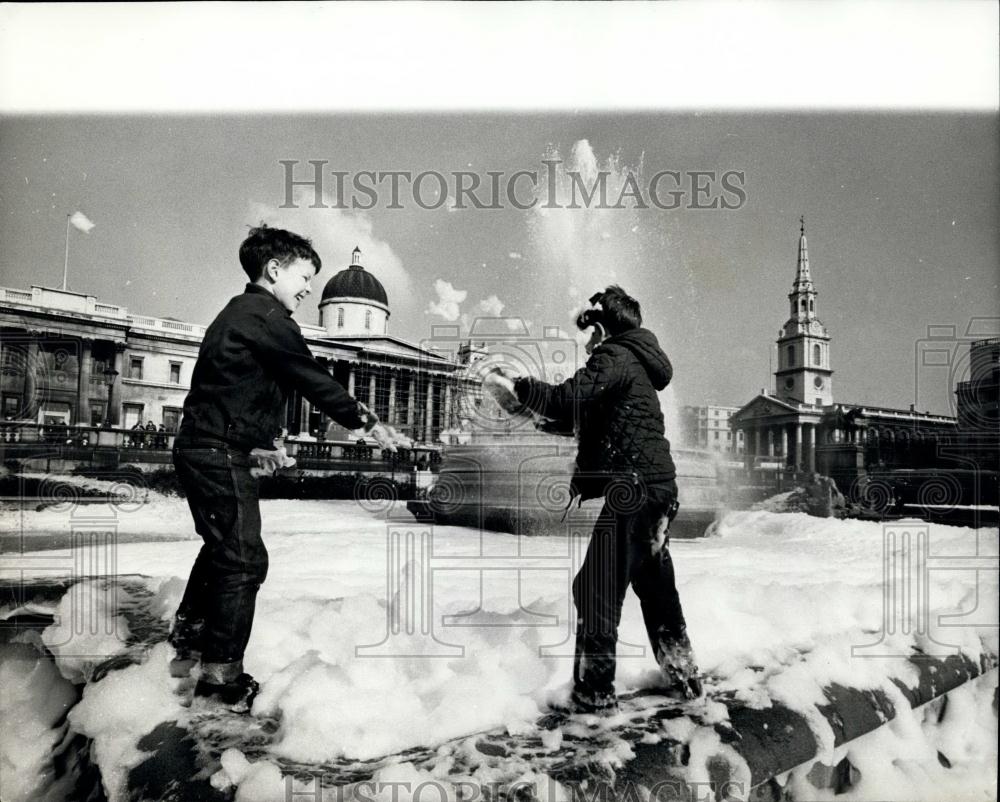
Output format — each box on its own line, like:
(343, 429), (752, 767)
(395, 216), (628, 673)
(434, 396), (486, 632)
(734, 396), (824, 473)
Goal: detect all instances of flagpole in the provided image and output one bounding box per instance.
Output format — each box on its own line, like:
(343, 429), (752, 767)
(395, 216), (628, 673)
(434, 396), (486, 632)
(63, 214), (71, 291)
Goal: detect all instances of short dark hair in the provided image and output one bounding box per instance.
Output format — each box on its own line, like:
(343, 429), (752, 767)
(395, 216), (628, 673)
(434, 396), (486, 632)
(239, 225), (322, 281)
(575, 285), (642, 336)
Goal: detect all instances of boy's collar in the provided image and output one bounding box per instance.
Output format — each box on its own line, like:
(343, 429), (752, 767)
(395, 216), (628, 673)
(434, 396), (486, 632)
(244, 282), (291, 314)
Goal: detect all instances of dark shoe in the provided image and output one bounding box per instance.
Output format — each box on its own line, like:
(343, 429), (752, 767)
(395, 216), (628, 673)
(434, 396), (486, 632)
(656, 629), (703, 700)
(569, 686), (620, 715)
(539, 690), (618, 729)
(194, 672), (260, 713)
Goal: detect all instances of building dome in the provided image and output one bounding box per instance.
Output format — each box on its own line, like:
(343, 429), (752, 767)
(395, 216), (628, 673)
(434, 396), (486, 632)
(319, 247), (390, 336)
(321, 247), (388, 306)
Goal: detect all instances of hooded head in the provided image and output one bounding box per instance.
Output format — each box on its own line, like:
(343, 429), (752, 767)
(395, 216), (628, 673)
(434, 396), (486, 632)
(576, 285), (642, 354)
(611, 328), (673, 390)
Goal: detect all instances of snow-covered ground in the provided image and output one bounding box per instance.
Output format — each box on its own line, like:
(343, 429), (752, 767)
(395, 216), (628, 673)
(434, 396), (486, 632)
(1, 494), (997, 801)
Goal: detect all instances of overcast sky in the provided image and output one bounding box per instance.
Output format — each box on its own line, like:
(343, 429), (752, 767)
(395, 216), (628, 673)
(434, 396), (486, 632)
(2, 112), (996, 416)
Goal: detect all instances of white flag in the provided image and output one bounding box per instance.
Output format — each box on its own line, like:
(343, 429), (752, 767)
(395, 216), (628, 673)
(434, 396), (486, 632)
(69, 211), (95, 233)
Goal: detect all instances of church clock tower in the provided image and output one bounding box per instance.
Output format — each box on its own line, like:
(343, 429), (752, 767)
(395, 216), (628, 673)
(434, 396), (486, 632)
(774, 218), (833, 407)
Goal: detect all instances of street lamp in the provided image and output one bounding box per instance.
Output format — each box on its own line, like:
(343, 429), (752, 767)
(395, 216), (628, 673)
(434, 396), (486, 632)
(102, 367), (118, 428)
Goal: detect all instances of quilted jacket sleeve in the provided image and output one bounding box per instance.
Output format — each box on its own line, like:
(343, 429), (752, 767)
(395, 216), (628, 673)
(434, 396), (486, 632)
(513, 349), (619, 426)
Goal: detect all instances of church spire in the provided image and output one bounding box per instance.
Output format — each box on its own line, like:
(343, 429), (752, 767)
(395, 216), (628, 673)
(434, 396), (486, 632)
(793, 216), (813, 292)
(776, 217), (832, 407)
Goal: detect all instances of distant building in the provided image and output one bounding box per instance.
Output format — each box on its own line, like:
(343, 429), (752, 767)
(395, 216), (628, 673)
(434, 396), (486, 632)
(680, 404), (744, 455)
(953, 336), (999, 472)
(0, 248), (479, 444)
(731, 220), (957, 482)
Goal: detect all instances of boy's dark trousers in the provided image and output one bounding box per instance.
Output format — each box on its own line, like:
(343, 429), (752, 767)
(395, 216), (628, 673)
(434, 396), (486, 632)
(572, 479), (686, 705)
(171, 435), (267, 683)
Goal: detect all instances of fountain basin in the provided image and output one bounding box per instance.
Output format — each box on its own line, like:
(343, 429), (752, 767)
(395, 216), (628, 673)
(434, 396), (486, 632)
(408, 434), (722, 538)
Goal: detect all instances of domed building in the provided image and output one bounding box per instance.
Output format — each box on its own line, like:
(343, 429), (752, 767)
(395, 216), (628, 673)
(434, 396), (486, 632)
(319, 246), (390, 336)
(0, 245), (482, 446)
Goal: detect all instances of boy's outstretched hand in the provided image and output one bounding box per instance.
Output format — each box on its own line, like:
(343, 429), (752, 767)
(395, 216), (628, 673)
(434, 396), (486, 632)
(357, 402), (411, 453)
(249, 445), (297, 477)
(482, 366), (523, 415)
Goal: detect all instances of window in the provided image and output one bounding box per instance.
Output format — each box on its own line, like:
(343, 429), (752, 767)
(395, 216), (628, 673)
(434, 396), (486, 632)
(337, 307), (344, 328)
(2, 394), (19, 419)
(169, 362), (181, 384)
(714, 431), (719, 440)
(162, 407), (182, 432)
(813, 344), (821, 366)
(129, 357), (143, 380)
(788, 345), (795, 366)
(90, 403), (105, 426)
(365, 310), (372, 330)
(809, 299), (814, 312)
(122, 403), (143, 429)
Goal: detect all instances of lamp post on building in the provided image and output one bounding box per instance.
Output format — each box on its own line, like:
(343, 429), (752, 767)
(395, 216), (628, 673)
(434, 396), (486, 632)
(102, 367), (118, 428)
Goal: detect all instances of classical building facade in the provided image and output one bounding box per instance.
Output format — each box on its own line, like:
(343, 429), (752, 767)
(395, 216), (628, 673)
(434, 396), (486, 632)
(731, 221), (957, 480)
(0, 249), (475, 444)
(680, 404), (745, 455)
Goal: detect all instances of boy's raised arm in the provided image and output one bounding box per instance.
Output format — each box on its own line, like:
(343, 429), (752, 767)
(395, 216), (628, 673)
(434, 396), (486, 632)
(513, 349), (618, 424)
(254, 312), (366, 431)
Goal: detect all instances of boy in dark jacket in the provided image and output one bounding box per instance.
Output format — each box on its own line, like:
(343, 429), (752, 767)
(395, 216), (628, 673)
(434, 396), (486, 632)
(170, 225), (396, 710)
(501, 286), (700, 712)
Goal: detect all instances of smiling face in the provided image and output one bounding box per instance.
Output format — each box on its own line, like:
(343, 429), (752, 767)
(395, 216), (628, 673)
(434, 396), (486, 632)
(265, 257), (316, 312)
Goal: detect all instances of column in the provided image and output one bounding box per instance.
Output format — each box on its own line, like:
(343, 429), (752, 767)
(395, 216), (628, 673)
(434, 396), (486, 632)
(299, 395), (310, 436)
(443, 382), (453, 433)
(387, 372), (397, 425)
(369, 373), (377, 411)
(347, 364), (355, 396)
(424, 377), (435, 442)
(22, 339), (40, 422)
(406, 373), (416, 427)
(808, 425), (817, 473)
(742, 426), (752, 470)
(767, 427), (775, 458)
(108, 344), (124, 426)
(77, 338), (92, 425)
(781, 426), (789, 467)
(794, 422), (803, 471)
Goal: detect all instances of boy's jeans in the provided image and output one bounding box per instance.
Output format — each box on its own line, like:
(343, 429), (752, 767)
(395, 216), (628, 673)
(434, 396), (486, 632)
(171, 436), (267, 681)
(572, 479), (687, 706)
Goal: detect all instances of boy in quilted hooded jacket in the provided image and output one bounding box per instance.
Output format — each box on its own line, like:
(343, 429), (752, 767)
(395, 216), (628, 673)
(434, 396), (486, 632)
(500, 285), (701, 712)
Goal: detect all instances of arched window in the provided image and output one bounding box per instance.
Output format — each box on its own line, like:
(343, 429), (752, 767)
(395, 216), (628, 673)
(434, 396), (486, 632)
(813, 344), (821, 365)
(809, 299), (814, 312)
(365, 309), (372, 330)
(337, 307), (344, 328)
(800, 299), (806, 313)
(788, 345), (795, 366)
